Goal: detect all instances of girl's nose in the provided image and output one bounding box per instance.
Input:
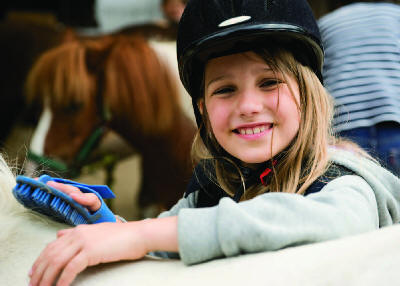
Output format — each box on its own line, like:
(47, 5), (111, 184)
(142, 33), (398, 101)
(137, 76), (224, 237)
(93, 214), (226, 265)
(237, 89), (263, 117)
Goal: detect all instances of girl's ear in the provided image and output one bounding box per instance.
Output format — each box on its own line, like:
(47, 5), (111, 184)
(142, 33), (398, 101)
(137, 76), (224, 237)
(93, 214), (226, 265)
(198, 99), (204, 115)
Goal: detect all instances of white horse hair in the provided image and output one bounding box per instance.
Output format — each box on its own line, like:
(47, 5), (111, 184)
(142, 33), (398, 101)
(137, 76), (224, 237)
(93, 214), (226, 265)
(1, 153), (400, 285)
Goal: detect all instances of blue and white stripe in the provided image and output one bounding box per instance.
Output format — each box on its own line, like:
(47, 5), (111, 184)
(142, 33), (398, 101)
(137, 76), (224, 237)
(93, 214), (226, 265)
(318, 3), (400, 132)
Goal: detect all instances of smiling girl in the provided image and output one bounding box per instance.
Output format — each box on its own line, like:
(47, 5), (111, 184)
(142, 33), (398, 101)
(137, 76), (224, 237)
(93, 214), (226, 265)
(203, 51), (301, 164)
(29, 0), (400, 285)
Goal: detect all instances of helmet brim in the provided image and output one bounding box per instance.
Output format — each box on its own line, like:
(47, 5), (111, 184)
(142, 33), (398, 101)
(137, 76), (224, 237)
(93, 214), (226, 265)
(179, 23), (324, 98)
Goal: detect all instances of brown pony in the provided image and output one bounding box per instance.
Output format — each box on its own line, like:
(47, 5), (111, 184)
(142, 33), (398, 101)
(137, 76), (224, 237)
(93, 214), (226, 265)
(25, 34), (197, 215)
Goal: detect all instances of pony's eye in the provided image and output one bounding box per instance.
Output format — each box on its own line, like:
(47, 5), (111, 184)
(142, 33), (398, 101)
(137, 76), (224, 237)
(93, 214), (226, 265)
(63, 102), (83, 114)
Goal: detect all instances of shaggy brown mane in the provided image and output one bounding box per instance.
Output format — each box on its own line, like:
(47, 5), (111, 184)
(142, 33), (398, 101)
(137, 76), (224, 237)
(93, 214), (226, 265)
(25, 33), (181, 135)
(104, 35), (181, 135)
(25, 40), (96, 108)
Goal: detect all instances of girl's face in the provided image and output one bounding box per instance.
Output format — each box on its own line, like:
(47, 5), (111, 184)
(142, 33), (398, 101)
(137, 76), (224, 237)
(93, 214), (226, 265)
(203, 52), (301, 163)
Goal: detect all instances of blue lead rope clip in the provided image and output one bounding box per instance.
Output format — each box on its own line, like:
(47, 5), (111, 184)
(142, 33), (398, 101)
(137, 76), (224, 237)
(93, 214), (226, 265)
(12, 174), (116, 225)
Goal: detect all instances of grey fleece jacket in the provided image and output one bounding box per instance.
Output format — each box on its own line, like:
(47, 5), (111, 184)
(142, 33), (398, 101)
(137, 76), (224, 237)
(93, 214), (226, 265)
(156, 147), (400, 265)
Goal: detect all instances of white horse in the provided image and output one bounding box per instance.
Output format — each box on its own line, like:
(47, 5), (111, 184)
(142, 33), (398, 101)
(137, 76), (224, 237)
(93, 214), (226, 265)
(1, 153), (400, 285)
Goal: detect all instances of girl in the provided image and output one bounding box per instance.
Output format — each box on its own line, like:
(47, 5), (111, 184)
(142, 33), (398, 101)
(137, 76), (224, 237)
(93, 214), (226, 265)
(29, 0), (400, 285)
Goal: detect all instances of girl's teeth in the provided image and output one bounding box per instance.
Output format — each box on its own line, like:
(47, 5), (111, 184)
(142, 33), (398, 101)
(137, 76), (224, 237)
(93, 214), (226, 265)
(238, 125), (269, 135)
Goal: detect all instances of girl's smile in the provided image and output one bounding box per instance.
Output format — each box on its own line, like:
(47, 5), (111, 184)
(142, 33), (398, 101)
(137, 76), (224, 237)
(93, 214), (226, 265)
(203, 52), (301, 163)
(233, 122), (273, 138)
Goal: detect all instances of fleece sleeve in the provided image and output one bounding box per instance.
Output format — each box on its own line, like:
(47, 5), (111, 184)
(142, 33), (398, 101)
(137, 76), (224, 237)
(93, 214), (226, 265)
(157, 191), (198, 218)
(177, 175), (380, 265)
(147, 192), (198, 259)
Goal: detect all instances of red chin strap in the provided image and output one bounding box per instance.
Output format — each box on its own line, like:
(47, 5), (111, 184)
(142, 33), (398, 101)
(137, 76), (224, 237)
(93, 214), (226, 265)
(260, 160), (277, 185)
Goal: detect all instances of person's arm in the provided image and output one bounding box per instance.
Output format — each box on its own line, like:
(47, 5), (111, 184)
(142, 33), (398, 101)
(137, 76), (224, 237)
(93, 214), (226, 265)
(29, 215), (178, 286)
(140, 216), (179, 252)
(29, 180), (198, 286)
(177, 175), (390, 265)
(146, 191), (198, 259)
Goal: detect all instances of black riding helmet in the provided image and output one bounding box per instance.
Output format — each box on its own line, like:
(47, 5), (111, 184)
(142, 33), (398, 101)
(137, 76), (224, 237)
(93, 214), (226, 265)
(177, 0), (324, 128)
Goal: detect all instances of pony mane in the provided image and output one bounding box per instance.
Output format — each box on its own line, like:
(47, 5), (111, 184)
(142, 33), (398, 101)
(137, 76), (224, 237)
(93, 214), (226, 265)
(0, 154), (29, 246)
(25, 39), (96, 108)
(25, 33), (182, 136)
(103, 35), (182, 135)
(0, 154), (20, 215)
(0, 153), (65, 248)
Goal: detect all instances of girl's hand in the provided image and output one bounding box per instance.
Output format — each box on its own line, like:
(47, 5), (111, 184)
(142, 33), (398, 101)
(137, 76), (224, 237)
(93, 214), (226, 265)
(46, 181), (124, 222)
(29, 222), (148, 286)
(29, 216), (178, 286)
(47, 181), (101, 212)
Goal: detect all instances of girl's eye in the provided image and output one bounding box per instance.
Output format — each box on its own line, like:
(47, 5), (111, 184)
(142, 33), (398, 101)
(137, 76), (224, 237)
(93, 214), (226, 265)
(260, 79), (282, 89)
(212, 86), (235, 96)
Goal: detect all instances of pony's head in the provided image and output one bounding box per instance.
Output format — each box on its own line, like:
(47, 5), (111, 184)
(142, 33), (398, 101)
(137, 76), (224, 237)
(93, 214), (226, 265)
(25, 34), (183, 177)
(25, 38), (109, 174)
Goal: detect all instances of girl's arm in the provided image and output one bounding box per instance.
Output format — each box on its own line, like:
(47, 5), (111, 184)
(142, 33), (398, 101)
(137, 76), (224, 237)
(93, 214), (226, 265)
(29, 180), (187, 286)
(29, 216), (178, 286)
(174, 149), (400, 265)
(177, 174), (397, 265)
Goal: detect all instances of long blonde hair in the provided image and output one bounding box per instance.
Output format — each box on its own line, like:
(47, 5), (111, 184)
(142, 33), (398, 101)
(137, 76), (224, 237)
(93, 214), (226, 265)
(191, 47), (366, 200)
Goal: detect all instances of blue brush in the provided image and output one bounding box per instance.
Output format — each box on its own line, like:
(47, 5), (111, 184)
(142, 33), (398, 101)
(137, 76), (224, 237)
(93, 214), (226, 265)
(12, 174), (117, 225)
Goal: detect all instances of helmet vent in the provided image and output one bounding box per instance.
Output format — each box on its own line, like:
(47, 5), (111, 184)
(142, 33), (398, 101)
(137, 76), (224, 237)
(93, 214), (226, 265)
(212, 0), (229, 20)
(230, 0), (242, 16)
(264, 0), (272, 12)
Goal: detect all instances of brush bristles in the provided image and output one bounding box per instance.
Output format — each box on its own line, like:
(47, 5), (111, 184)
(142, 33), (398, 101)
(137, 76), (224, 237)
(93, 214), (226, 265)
(13, 183), (88, 226)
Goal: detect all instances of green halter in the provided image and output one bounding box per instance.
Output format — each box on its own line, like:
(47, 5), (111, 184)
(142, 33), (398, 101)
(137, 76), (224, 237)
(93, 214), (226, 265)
(27, 125), (106, 178)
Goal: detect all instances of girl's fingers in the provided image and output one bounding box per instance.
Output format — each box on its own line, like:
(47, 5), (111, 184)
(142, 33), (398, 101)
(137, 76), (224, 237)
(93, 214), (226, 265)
(29, 257), (47, 285)
(47, 181), (81, 196)
(30, 236), (80, 286)
(36, 257), (68, 286)
(56, 251), (88, 286)
(57, 228), (72, 238)
(69, 192), (101, 212)
(47, 181), (101, 212)
(30, 249), (55, 285)
(30, 238), (66, 284)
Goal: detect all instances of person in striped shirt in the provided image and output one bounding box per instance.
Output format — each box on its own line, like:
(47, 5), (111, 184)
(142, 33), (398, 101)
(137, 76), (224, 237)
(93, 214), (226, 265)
(318, 0), (400, 175)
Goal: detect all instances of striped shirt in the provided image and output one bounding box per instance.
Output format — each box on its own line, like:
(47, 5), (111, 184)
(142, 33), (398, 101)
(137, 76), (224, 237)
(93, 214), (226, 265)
(318, 3), (400, 132)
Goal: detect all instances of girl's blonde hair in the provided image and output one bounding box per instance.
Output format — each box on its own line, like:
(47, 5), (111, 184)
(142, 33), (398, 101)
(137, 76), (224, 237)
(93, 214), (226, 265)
(191, 47), (368, 200)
